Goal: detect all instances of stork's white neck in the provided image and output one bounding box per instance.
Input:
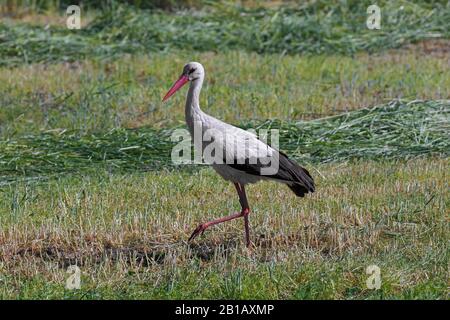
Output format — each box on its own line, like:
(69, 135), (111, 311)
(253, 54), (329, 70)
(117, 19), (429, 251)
(185, 75), (204, 134)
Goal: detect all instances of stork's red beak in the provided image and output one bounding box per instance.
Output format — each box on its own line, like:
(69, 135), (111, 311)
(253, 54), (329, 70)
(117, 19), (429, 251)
(162, 75), (189, 102)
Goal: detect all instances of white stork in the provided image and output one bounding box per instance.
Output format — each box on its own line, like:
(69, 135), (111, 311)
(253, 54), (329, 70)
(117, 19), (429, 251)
(163, 62), (315, 247)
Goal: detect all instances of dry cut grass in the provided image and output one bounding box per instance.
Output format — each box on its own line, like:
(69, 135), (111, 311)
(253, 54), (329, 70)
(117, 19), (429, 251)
(0, 158), (447, 299)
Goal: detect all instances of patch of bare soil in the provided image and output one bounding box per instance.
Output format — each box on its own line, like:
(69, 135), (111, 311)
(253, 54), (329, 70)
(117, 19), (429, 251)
(399, 39), (450, 58)
(10, 243), (167, 268)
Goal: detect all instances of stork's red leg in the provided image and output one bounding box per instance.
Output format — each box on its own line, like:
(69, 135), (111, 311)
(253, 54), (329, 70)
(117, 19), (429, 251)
(189, 183), (251, 247)
(188, 211), (245, 241)
(236, 183), (251, 247)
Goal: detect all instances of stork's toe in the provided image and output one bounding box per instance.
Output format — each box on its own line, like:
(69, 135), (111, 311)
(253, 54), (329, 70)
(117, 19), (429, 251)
(188, 223), (207, 241)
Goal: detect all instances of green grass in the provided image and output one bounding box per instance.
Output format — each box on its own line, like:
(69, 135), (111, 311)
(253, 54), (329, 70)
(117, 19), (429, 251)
(0, 159), (448, 299)
(1, 1), (449, 66)
(1, 51), (449, 137)
(0, 99), (448, 184)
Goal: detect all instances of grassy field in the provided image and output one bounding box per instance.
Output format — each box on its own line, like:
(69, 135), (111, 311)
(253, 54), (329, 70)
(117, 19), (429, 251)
(1, 51), (449, 136)
(0, 158), (448, 299)
(0, 1), (449, 299)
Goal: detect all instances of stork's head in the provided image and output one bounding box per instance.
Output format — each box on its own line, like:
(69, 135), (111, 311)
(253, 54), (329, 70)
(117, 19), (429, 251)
(182, 62), (204, 81)
(162, 62), (204, 102)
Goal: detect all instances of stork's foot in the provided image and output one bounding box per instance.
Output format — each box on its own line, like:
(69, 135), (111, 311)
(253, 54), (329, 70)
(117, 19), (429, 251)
(188, 209), (250, 244)
(188, 223), (208, 242)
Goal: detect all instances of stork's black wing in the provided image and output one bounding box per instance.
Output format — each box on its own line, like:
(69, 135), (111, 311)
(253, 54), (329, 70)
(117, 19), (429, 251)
(227, 150), (315, 197)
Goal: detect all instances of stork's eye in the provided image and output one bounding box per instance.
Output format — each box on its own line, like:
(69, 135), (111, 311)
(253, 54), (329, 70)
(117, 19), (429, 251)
(189, 68), (196, 74)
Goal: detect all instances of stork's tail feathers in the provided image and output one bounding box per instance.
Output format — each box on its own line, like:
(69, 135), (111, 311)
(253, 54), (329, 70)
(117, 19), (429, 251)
(278, 152), (315, 197)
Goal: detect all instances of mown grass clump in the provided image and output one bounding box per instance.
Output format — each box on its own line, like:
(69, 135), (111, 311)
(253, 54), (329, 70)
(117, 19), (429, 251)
(1, 0), (449, 66)
(1, 99), (448, 183)
(255, 99), (450, 163)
